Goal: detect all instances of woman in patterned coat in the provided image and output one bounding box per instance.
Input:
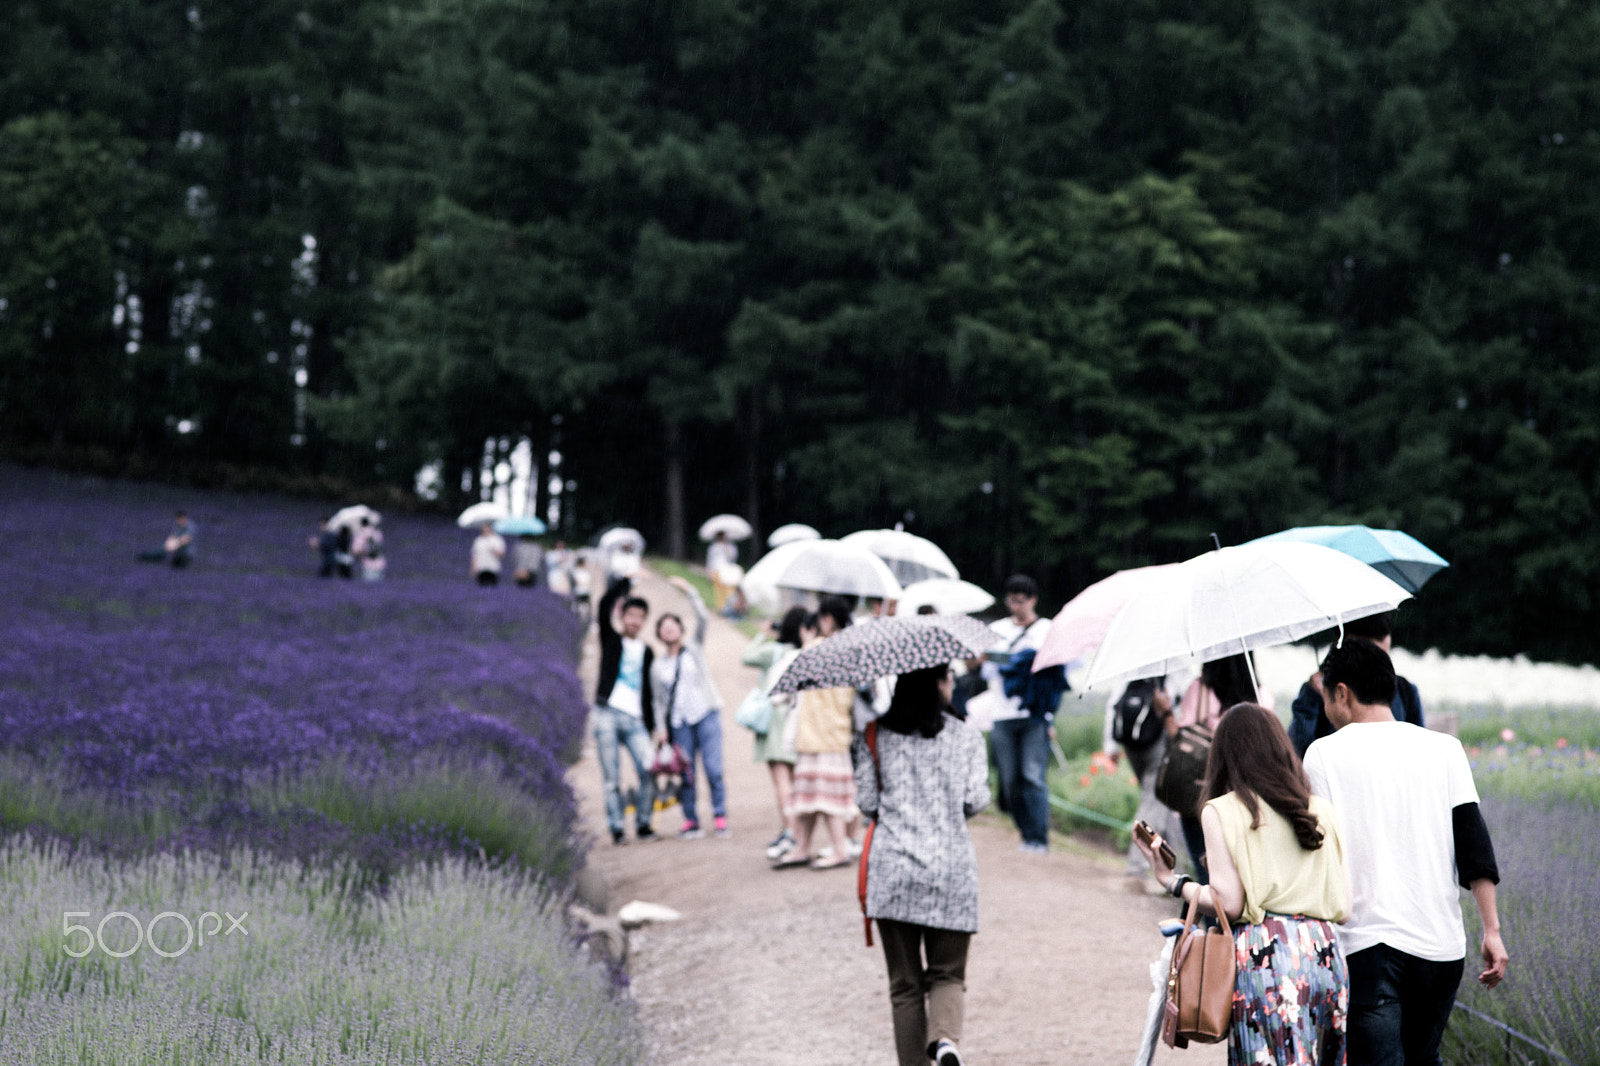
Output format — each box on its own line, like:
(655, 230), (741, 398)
(855, 664), (990, 1066)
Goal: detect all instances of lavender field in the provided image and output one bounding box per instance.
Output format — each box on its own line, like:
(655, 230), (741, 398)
(0, 466), (637, 1062)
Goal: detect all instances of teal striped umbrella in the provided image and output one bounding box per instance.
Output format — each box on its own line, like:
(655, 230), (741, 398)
(1247, 525), (1449, 593)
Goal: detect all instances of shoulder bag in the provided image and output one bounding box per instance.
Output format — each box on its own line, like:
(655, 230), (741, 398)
(1162, 888), (1236, 1048)
(734, 686), (774, 734)
(1154, 723), (1212, 819)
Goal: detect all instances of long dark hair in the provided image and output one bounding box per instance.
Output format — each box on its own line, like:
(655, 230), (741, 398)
(776, 606), (807, 647)
(1201, 703), (1324, 850)
(1201, 653), (1257, 709)
(876, 665), (949, 739)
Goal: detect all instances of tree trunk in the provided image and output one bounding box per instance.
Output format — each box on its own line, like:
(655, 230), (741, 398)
(743, 391), (762, 550)
(664, 418), (686, 559)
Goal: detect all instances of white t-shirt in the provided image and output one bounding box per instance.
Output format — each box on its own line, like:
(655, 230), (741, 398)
(607, 637), (647, 718)
(1304, 721), (1479, 961)
(471, 532), (506, 574)
(982, 616), (1051, 719)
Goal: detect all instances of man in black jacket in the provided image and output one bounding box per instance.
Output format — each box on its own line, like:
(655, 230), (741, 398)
(595, 576), (659, 844)
(1289, 612), (1423, 758)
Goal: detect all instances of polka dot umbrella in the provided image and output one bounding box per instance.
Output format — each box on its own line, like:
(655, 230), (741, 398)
(771, 614), (996, 694)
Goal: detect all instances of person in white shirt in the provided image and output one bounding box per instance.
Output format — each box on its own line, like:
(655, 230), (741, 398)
(1304, 639), (1507, 1066)
(652, 577), (728, 838)
(470, 524), (506, 585)
(983, 574), (1053, 854)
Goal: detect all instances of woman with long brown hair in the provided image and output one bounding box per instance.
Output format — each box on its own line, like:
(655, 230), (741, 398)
(1138, 702), (1352, 1065)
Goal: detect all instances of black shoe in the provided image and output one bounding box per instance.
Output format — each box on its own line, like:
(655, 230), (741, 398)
(636, 825), (656, 842)
(931, 1039), (964, 1066)
(611, 828), (626, 845)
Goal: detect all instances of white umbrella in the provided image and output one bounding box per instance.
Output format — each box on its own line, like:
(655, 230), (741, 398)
(597, 527), (645, 552)
(896, 578), (995, 616)
(698, 514), (753, 542)
(1083, 541), (1413, 691)
(329, 505), (380, 531)
(841, 529), (959, 585)
(741, 541), (815, 613)
(767, 539), (903, 600)
(457, 501), (509, 528)
(767, 523), (821, 548)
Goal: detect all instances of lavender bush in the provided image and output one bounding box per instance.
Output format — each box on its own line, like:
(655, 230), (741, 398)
(1442, 743), (1600, 1066)
(0, 839), (640, 1065)
(0, 465), (589, 877)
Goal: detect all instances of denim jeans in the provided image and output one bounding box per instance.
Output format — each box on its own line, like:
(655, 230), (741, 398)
(990, 716), (1051, 846)
(1346, 943), (1464, 1066)
(671, 711), (727, 825)
(593, 705), (655, 834)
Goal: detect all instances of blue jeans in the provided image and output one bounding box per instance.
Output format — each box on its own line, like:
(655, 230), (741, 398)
(1346, 944), (1463, 1066)
(594, 706), (655, 834)
(991, 716), (1050, 846)
(671, 711), (727, 825)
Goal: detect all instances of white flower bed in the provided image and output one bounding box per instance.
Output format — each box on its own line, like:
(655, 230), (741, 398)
(1255, 644), (1600, 711)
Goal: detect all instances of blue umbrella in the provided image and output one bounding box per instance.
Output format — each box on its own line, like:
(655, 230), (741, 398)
(1247, 525), (1448, 593)
(493, 515), (548, 536)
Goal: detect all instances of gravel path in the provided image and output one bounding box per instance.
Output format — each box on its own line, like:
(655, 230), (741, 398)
(571, 568), (1226, 1066)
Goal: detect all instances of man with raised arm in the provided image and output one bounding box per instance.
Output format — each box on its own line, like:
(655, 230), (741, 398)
(1304, 639), (1507, 1066)
(594, 575), (659, 845)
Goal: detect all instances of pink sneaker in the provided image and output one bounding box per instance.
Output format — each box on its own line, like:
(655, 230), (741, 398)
(713, 816), (730, 838)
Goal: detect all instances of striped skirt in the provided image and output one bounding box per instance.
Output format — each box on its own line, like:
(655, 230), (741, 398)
(1231, 914), (1348, 1066)
(790, 751), (857, 817)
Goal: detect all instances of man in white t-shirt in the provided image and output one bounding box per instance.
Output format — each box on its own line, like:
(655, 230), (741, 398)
(983, 574), (1054, 854)
(1304, 639), (1507, 1066)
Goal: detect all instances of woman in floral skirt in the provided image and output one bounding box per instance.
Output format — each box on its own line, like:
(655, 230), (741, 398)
(1138, 702), (1352, 1065)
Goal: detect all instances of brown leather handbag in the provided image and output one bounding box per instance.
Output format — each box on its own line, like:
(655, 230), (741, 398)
(1161, 888), (1236, 1048)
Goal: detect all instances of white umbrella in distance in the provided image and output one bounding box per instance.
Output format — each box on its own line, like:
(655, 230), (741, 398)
(897, 578), (995, 616)
(767, 523), (822, 548)
(457, 501), (509, 528)
(769, 539), (903, 600)
(597, 526), (645, 553)
(741, 541), (815, 613)
(772, 614), (997, 694)
(841, 529), (960, 585)
(698, 514), (753, 542)
(329, 505), (380, 531)
(1082, 541), (1413, 691)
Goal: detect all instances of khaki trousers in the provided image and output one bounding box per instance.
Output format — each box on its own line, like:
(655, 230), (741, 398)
(877, 918), (971, 1066)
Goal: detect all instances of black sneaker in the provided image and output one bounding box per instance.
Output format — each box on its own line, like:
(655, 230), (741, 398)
(931, 1039), (964, 1066)
(636, 825), (657, 842)
(611, 828), (626, 845)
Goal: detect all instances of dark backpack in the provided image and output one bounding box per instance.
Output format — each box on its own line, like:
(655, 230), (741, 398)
(1112, 678), (1165, 749)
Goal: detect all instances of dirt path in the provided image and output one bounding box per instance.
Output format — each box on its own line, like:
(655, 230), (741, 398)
(571, 568), (1226, 1066)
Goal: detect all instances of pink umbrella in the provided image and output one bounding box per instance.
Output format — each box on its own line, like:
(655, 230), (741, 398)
(1032, 564), (1180, 671)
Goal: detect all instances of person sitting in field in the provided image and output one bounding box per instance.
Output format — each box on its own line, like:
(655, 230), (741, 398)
(512, 534), (544, 587)
(1304, 639), (1507, 1066)
(309, 518), (340, 577)
(470, 523), (505, 586)
(1289, 611), (1423, 759)
(141, 510), (197, 568)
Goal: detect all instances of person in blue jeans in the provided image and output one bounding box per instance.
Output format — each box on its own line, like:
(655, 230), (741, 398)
(982, 575), (1054, 854)
(594, 576), (658, 845)
(652, 577), (728, 838)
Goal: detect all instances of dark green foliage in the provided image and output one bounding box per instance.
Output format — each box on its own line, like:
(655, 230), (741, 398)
(2, 0), (1598, 661)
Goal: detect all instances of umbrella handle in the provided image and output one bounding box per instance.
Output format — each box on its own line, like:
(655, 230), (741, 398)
(1050, 734), (1069, 769)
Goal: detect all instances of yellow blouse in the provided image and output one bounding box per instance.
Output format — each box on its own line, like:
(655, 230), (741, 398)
(1206, 791), (1350, 926)
(794, 687), (855, 754)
